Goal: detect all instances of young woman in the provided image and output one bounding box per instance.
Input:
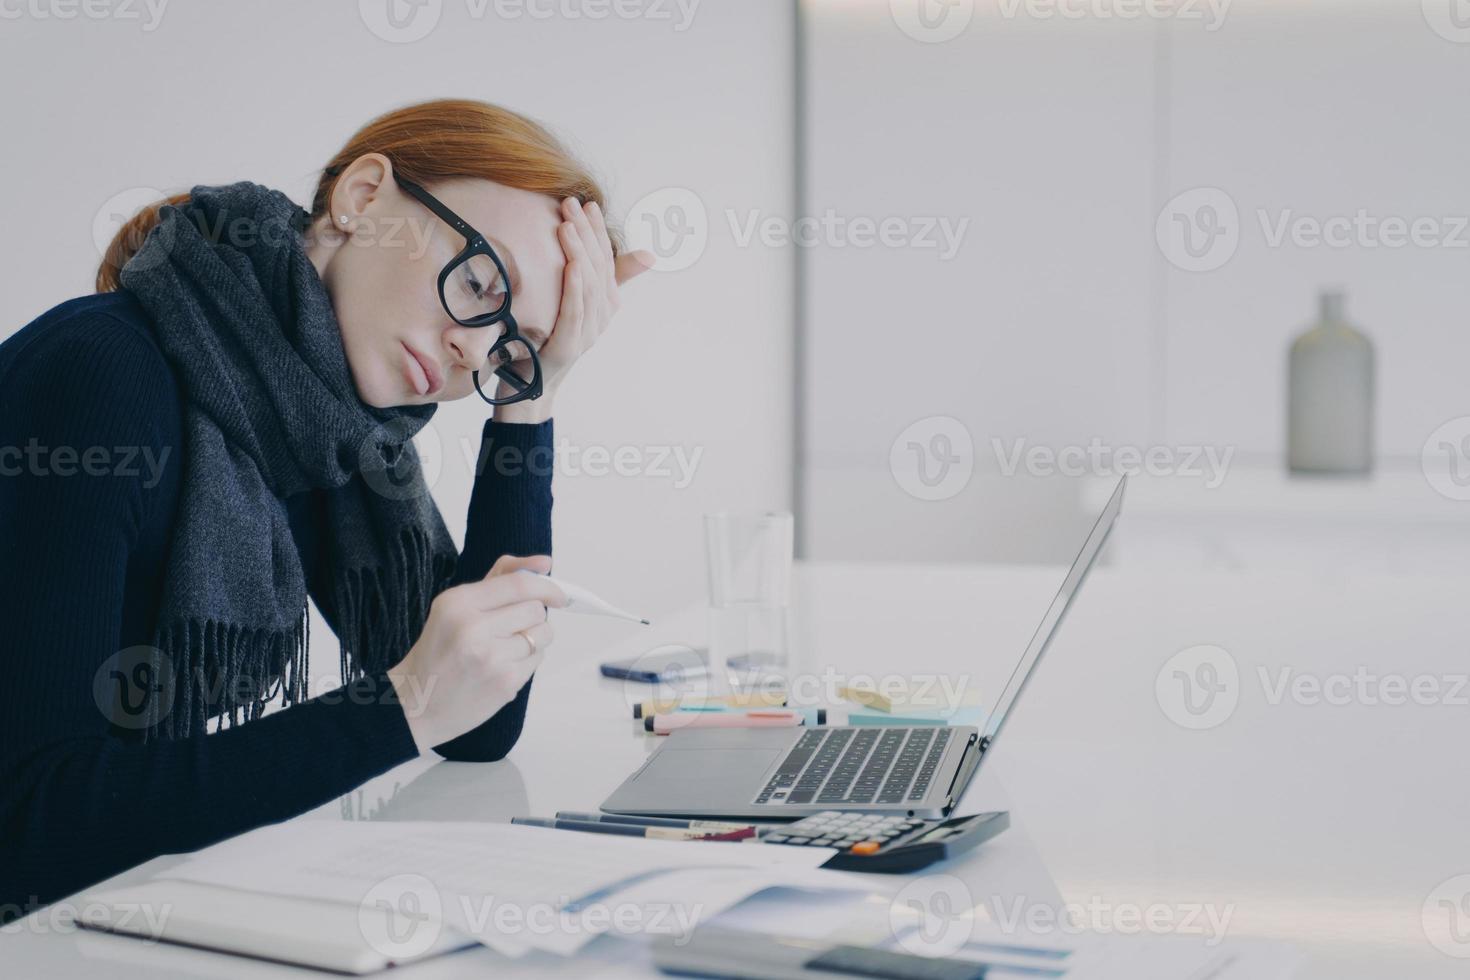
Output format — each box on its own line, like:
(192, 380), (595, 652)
(0, 98), (651, 917)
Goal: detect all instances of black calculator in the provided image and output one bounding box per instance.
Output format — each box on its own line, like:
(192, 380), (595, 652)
(760, 809), (1009, 873)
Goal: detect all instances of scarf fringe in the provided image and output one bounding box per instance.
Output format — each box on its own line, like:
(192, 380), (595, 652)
(147, 524), (452, 740)
(151, 611), (310, 740)
(332, 524), (456, 683)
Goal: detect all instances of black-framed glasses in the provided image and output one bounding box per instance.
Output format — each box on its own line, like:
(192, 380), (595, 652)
(396, 176), (542, 406)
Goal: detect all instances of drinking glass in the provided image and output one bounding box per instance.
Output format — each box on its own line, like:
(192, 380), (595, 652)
(703, 511), (794, 689)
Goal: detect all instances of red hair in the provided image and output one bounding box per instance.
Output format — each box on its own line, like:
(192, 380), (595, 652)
(98, 98), (616, 292)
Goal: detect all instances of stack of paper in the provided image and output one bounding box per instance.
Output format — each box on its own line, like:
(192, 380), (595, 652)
(156, 820), (867, 958)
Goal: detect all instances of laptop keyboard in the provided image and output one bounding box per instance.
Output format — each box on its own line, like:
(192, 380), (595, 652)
(754, 727), (954, 806)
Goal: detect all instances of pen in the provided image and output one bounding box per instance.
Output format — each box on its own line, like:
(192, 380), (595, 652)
(643, 706), (827, 726)
(515, 569), (650, 625)
(553, 811), (757, 833)
(630, 691), (788, 718)
(645, 710), (806, 734)
(511, 816), (754, 841)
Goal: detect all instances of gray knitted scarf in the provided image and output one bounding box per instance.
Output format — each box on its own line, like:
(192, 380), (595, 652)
(119, 182), (457, 737)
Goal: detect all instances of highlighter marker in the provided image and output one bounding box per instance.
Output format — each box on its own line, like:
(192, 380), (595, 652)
(645, 710), (807, 735)
(630, 690), (789, 719)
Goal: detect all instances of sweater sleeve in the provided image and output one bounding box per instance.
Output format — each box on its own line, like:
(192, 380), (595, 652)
(432, 417), (555, 762)
(0, 315), (419, 918)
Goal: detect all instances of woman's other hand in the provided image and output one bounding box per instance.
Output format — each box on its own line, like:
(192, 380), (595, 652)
(388, 554), (566, 753)
(493, 198), (653, 422)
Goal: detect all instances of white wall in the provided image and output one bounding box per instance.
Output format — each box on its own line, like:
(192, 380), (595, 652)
(802, 0), (1470, 564)
(0, 1), (794, 670)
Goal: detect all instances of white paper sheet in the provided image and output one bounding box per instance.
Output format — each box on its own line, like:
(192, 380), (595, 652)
(157, 821), (856, 957)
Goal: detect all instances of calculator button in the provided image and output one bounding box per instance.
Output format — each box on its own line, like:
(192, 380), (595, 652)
(850, 841), (882, 855)
(786, 836), (811, 844)
(765, 834), (789, 843)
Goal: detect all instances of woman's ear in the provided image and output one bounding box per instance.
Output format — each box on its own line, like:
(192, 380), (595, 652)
(329, 153), (395, 224)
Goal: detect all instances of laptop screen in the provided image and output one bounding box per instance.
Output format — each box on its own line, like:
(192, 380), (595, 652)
(980, 476), (1127, 748)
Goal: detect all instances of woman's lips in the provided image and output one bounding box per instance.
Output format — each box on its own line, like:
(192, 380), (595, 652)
(401, 342), (444, 397)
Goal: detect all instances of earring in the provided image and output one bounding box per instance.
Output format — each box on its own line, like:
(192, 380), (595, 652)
(338, 215), (349, 224)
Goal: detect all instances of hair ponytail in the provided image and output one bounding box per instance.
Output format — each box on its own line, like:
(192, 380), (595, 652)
(96, 99), (618, 293)
(96, 192), (190, 292)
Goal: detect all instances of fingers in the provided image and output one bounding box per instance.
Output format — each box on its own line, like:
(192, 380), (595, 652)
(452, 570), (567, 612)
(550, 225), (587, 349)
(584, 201), (617, 286)
(490, 598), (552, 636)
(514, 621), (554, 659)
(465, 605), (553, 657)
(502, 648), (546, 692)
(488, 553), (553, 578)
(615, 250), (655, 286)
(563, 197), (610, 284)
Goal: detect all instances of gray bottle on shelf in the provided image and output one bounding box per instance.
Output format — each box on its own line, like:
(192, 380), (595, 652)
(1287, 289), (1374, 474)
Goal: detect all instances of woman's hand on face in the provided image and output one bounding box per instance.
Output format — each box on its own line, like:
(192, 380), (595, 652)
(387, 553), (566, 754)
(493, 198), (653, 421)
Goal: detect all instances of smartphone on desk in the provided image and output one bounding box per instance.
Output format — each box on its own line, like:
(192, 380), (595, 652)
(600, 645), (709, 684)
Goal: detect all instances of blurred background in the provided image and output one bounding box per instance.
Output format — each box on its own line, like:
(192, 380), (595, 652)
(3, 0), (1468, 681)
(6, 0), (1467, 616)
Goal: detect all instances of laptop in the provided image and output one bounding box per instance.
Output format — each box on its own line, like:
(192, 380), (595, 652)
(601, 476), (1126, 821)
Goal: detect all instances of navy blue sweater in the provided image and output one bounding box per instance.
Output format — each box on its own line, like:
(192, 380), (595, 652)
(0, 291), (553, 919)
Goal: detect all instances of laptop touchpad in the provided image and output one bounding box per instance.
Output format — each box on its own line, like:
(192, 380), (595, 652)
(638, 748), (782, 785)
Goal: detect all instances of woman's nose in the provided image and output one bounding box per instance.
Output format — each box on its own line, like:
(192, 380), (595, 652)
(443, 323), (495, 371)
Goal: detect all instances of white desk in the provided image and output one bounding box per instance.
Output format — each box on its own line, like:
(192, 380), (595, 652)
(8, 560), (1466, 977)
